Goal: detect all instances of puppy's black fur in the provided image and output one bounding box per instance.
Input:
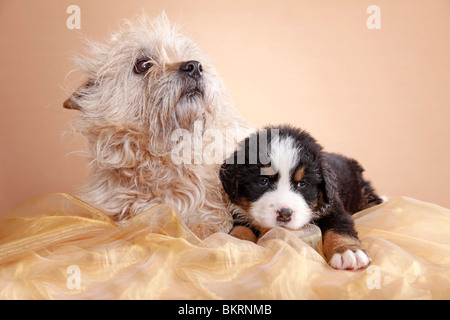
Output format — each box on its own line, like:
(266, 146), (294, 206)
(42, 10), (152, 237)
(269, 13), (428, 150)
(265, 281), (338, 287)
(220, 125), (383, 268)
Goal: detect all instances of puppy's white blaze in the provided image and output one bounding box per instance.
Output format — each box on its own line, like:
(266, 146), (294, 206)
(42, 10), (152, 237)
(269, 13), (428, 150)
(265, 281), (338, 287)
(250, 136), (313, 230)
(268, 136), (300, 176)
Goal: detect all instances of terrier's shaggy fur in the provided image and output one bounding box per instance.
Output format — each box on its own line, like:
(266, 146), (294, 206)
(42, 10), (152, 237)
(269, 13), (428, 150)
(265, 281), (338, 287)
(64, 14), (252, 239)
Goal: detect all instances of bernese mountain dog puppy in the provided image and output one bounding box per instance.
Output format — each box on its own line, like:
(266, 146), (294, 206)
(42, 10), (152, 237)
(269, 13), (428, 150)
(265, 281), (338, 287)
(219, 125), (383, 270)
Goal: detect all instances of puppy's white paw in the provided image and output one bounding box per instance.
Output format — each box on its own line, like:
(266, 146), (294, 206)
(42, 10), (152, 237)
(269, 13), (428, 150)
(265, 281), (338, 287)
(328, 249), (371, 270)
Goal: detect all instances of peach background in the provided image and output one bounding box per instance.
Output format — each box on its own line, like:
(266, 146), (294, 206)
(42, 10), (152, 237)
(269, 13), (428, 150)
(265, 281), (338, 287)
(1, 0), (449, 216)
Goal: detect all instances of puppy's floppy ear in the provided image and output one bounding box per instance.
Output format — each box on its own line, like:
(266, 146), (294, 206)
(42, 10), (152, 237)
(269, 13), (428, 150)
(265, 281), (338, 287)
(63, 80), (93, 111)
(220, 135), (252, 202)
(219, 161), (240, 202)
(316, 159), (338, 212)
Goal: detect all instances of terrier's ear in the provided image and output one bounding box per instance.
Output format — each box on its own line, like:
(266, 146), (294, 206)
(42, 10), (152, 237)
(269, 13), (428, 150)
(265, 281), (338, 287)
(63, 81), (93, 111)
(63, 95), (81, 110)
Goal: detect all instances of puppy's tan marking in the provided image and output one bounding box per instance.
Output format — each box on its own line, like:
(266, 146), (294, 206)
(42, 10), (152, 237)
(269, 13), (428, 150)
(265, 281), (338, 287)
(236, 197), (252, 212)
(322, 230), (364, 261)
(261, 165), (275, 178)
(294, 167), (305, 182)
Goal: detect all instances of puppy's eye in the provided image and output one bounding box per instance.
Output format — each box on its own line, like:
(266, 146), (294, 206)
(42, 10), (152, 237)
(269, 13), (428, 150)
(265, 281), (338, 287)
(258, 177), (269, 186)
(297, 180), (307, 188)
(134, 59), (153, 74)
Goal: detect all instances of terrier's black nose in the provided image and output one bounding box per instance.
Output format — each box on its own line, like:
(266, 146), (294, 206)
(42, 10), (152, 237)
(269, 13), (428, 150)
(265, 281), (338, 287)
(276, 208), (293, 222)
(179, 60), (203, 79)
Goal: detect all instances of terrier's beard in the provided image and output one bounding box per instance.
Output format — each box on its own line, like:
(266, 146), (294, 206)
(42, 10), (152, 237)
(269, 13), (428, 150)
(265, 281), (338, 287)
(174, 94), (208, 130)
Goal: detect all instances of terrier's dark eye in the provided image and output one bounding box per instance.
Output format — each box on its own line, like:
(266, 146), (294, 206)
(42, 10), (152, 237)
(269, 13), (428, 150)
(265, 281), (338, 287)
(297, 180), (307, 188)
(258, 177), (269, 186)
(134, 59), (152, 74)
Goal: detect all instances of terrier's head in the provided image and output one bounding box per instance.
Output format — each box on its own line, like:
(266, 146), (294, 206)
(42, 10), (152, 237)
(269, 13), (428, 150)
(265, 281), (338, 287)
(64, 13), (229, 142)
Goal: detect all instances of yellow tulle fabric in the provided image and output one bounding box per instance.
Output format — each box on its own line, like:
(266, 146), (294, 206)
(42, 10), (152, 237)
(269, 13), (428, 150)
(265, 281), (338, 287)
(0, 193), (449, 299)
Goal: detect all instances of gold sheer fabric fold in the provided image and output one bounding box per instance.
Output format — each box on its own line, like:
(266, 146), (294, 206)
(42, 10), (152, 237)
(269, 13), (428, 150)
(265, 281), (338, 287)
(0, 194), (449, 299)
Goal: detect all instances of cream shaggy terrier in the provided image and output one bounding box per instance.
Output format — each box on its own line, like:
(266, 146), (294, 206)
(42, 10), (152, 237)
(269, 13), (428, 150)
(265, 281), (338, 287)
(64, 14), (252, 238)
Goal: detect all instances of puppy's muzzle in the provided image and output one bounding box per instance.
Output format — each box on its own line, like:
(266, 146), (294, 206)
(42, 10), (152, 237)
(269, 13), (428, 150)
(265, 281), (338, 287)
(179, 60), (203, 80)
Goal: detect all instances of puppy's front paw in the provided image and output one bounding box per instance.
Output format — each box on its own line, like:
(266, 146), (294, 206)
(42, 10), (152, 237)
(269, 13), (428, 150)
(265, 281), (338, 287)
(323, 231), (371, 270)
(328, 248), (371, 270)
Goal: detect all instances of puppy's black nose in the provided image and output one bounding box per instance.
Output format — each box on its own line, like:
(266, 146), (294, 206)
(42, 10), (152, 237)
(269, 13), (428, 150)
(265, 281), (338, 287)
(276, 208), (293, 222)
(179, 60), (203, 79)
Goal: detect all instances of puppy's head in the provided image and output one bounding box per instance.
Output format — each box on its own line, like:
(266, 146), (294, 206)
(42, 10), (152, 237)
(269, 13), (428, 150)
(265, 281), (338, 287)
(64, 13), (227, 140)
(220, 125), (337, 231)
